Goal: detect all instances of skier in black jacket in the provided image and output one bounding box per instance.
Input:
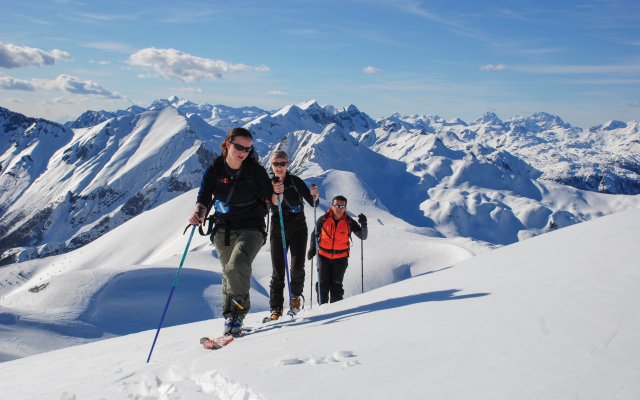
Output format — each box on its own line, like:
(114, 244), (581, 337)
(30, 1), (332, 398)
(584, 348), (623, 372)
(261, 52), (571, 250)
(267, 150), (319, 320)
(189, 127), (274, 336)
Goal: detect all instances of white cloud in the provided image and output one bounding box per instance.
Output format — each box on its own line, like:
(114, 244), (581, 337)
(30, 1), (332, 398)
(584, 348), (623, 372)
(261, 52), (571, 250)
(630, 102), (640, 107)
(0, 76), (36, 91)
(50, 49), (73, 61)
(32, 75), (125, 99)
(267, 90), (287, 95)
(6, 97), (28, 104)
(480, 64), (507, 71)
(52, 96), (74, 104)
(127, 47), (270, 83)
(1, 74), (126, 100)
(172, 87), (203, 94)
(89, 60), (111, 65)
(0, 42), (73, 69)
(364, 66), (385, 74)
(82, 42), (133, 53)
(38, 97), (74, 105)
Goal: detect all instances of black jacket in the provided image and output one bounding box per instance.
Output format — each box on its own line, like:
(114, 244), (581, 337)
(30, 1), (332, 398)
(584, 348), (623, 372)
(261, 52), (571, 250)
(196, 156), (273, 231)
(270, 173), (319, 231)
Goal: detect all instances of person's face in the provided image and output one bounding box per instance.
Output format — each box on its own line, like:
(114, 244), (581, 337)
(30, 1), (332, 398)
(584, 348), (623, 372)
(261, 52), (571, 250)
(332, 200), (347, 219)
(226, 136), (253, 164)
(271, 157), (288, 176)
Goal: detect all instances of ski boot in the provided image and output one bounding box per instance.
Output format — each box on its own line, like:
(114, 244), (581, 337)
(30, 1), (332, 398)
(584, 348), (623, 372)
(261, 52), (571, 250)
(291, 295), (304, 314)
(263, 307), (282, 323)
(223, 314), (245, 337)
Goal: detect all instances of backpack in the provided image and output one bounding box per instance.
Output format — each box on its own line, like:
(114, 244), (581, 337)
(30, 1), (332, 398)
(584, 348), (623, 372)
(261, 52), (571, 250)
(193, 150), (269, 245)
(274, 173), (306, 214)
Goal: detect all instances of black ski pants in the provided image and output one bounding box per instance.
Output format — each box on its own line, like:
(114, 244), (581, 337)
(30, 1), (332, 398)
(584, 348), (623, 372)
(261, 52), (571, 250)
(269, 225), (307, 309)
(317, 255), (349, 304)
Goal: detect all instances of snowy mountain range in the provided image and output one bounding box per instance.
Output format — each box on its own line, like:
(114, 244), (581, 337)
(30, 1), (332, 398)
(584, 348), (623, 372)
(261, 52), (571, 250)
(1, 105), (224, 266)
(2, 97), (640, 266)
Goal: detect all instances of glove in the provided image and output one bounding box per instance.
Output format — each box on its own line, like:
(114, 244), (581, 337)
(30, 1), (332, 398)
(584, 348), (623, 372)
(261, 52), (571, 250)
(358, 213), (367, 225)
(307, 247), (316, 260)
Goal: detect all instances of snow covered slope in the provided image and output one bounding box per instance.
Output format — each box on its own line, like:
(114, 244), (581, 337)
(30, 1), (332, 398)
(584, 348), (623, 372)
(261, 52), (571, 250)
(0, 106), (224, 266)
(267, 123), (640, 245)
(0, 175), (489, 362)
(245, 100), (377, 155)
(1, 203), (638, 399)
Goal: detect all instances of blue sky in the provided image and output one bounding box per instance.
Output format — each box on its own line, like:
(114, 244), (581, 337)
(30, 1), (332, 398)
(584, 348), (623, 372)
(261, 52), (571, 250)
(1, 0), (639, 128)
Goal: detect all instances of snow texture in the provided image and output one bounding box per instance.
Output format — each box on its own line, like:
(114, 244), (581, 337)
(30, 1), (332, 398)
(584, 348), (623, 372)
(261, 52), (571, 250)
(0, 206), (638, 399)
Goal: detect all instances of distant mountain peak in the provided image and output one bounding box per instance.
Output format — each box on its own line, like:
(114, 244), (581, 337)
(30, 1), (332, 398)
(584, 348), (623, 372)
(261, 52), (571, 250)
(473, 112), (503, 125)
(345, 104), (359, 113)
(298, 100), (321, 110)
(447, 117), (468, 126)
(602, 120), (627, 131)
(529, 112), (571, 129)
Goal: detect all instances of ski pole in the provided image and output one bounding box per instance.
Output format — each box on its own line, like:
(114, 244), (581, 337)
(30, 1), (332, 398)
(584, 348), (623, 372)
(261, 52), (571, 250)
(310, 257), (313, 310)
(361, 236), (364, 294)
(147, 225), (196, 363)
(273, 177), (295, 318)
(314, 203), (322, 305)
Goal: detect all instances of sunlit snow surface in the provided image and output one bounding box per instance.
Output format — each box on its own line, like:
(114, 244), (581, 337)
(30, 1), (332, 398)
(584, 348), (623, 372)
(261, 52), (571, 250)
(1, 205), (638, 399)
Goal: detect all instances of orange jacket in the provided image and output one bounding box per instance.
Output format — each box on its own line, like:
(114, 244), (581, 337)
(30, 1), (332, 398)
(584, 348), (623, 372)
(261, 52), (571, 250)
(317, 209), (352, 259)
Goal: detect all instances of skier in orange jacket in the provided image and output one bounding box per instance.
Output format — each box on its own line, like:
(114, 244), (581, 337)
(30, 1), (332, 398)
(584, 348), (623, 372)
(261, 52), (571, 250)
(307, 195), (367, 304)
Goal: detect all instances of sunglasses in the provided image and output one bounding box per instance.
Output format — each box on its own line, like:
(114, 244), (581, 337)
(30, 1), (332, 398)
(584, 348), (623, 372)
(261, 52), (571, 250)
(272, 161), (288, 167)
(332, 204), (346, 209)
(229, 141), (253, 153)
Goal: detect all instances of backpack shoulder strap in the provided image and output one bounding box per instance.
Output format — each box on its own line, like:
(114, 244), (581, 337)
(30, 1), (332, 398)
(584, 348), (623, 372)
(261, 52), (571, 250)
(199, 156), (225, 236)
(289, 174), (304, 199)
(241, 157), (265, 201)
(345, 215), (354, 245)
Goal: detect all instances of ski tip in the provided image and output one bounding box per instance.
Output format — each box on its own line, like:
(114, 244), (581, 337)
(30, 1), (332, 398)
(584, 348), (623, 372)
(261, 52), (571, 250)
(203, 335), (234, 350)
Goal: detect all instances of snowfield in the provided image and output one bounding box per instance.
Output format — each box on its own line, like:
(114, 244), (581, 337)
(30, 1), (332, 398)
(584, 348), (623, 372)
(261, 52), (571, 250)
(0, 185), (490, 362)
(0, 203), (638, 399)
